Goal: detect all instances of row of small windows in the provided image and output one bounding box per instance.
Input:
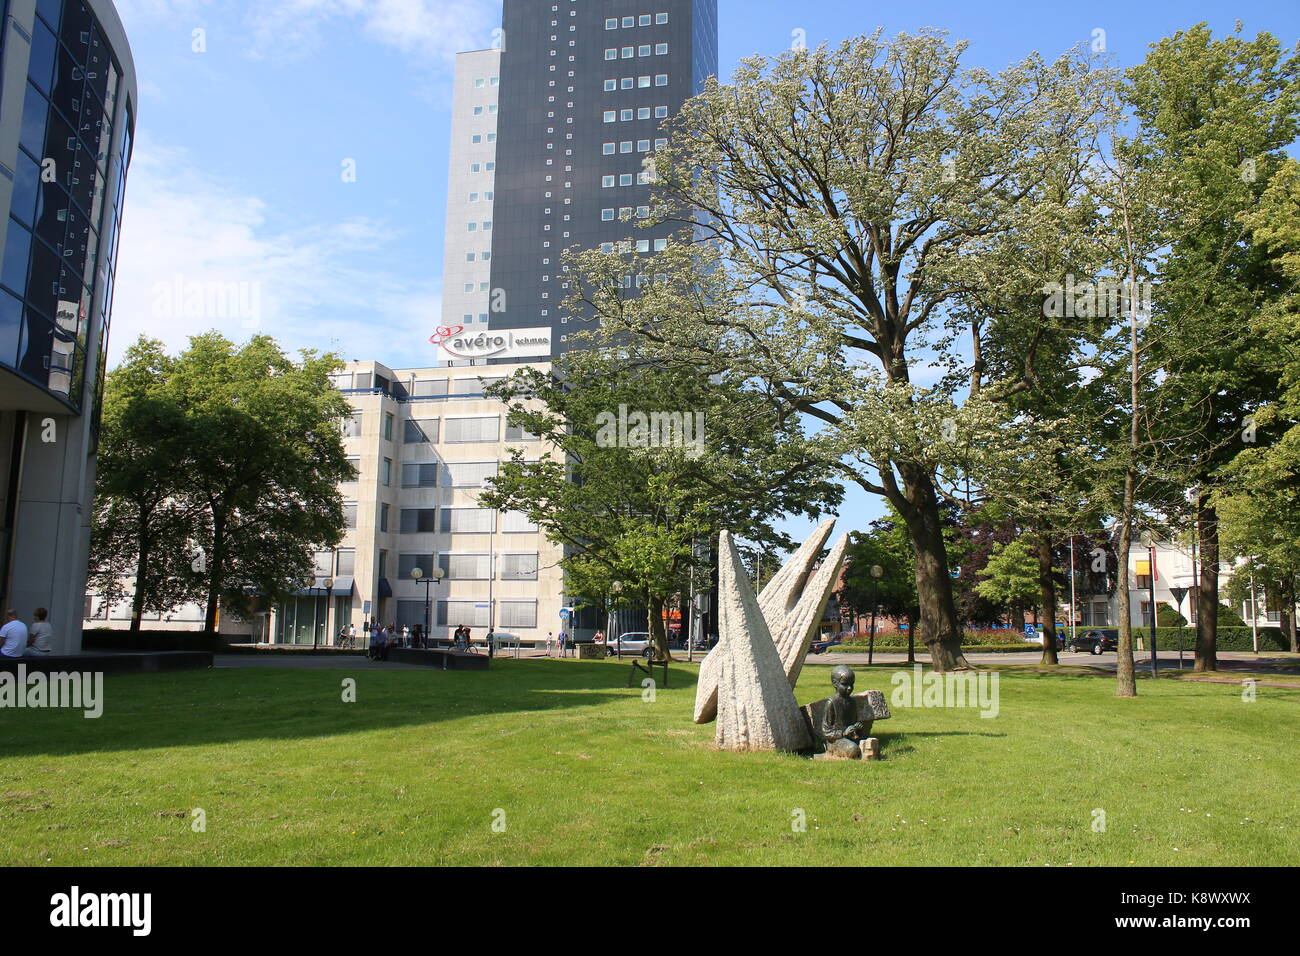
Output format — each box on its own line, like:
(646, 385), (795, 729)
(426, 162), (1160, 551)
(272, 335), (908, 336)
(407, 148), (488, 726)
(606, 14), (669, 29)
(465, 251), (491, 261)
(601, 206), (652, 220)
(467, 221), (492, 231)
(605, 43), (669, 59)
(468, 161), (495, 173)
(599, 239), (670, 253)
(471, 104), (497, 115)
(399, 552), (540, 581)
(604, 75), (669, 90)
(470, 132), (497, 144)
(603, 106), (669, 123)
(472, 77), (500, 88)
(604, 138), (668, 154)
(603, 172), (652, 187)
(398, 508), (538, 535)
(467, 191), (494, 202)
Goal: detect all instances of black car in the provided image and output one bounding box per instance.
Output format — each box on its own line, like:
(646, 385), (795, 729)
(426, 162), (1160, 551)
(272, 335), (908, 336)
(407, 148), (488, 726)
(1068, 628), (1119, 654)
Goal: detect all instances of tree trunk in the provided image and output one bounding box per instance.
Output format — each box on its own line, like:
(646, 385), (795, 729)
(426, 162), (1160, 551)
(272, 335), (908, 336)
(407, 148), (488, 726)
(648, 593), (670, 661)
(894, 464), (970, 671)
(1115, 476), (1137, 698)
(1281, 573), (1298, 654)
(130, 503), (151, 636)
(203, 508), (225, 637)
(906, 610), (917, 664)
(1194, 494), (1219, 672)
(1011, 606), (1026, 635)
(1037, 536), (1059, 665)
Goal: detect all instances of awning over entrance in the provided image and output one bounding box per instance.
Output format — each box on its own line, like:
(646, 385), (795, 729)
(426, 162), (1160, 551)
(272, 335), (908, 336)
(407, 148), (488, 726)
(291, 576), (354, 597)
(377, 578), (393, 598)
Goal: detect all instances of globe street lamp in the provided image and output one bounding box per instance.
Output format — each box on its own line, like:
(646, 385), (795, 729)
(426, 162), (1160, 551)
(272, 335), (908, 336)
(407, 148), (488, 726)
(868, 564), (883, 666)
(410, 564), (445, 649)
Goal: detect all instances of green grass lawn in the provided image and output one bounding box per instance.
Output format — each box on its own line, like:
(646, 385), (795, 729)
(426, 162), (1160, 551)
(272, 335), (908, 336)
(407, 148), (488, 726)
(2, 658), (1296, 866)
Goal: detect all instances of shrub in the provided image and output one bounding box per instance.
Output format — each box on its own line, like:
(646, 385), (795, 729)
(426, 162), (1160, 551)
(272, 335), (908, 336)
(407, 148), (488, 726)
(1156, 604), (1187, 627)
(1151, 626), (1288, 652)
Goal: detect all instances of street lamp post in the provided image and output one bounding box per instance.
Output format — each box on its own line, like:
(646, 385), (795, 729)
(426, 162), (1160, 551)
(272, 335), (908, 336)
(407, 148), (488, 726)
(410, 565), (444, 648)
(868, 564), (883, 666)
(321, 577), (333, 649)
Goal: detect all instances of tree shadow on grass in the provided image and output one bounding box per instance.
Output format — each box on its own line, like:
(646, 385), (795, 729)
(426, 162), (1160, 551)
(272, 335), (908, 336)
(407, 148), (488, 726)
(1, 659), (676, 758)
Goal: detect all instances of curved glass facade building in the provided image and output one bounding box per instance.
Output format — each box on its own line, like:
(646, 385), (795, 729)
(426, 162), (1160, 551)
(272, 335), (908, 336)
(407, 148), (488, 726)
(0, 0), (135, 651)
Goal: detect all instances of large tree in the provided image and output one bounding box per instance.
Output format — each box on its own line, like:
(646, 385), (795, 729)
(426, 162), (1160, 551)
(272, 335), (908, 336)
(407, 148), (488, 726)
(1120, 24), (1300, 673)
(565, 30), (1112, 671)
(482, 350), (843, 660)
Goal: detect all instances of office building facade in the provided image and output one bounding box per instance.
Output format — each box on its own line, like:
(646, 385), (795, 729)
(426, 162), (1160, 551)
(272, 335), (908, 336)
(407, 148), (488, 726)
(486, 0), (717, 354)
(0, 0), (135, 652)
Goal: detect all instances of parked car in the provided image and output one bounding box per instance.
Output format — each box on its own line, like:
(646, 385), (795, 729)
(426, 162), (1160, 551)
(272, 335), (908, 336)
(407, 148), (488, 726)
(605, 631), (656, 659)
(1068, 628), (1119, 654)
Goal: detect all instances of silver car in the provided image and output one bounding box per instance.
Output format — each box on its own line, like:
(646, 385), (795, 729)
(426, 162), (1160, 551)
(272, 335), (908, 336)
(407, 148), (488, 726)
(605, 631), (655, 658)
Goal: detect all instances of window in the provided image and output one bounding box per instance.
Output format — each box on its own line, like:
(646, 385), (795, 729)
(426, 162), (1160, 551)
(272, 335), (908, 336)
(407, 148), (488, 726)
(398, 553), (434, 579)
(602, 208), (615, 221)
(380, 503), (390, 533)
(605, 18), (617, 29)
(443, 416), (499, 443)
(655, 43), (668, 55)
(466, 252), (476, 262)
(437, 601), (490, 628)
(483, 220), (492, 230)
(440, 508), (495, 534)
(472, 134), (481, 143)
(655, 106), (667, 118)
(636, 239), (649, 252)
(500, 511), (538, 534)
(639, 14), (651, 25)
(383, 413), (394, 441)
(343, 411), (363, 437)
(399, 508), (437, 534)
(441, 461), (498, 487)
(475, 78), (485, 88)
(622, 47), (634, 58)
(637, 206), (650, 218)
(336, 550), (355, 575)
(401, 463), (440, 488)
(602, 175), (615, 188)
(605, 48), (617, 60)
(654, 238), (667, 251)
(620, 173), (633, 186)
(486, 161), (495, 170)
(655, 74), (667, 86)
(404, 418), (438, 443)
(470, 163), (480, 172)
(620, 141), (633, 153)
(603, 111), (616, 123)
(639, 75), (651, 88)
(412, 378), (448, 397)
(622, 16), (634, 27)
(639, 45), (650, 57)
(638, 139), (650, 151)
(439, 553), (490, 580)
(604, 79), (616, 91)
(342, 502), (358, 529)
(343, 456), (360, 480)
(655, 138), (667, 149)
(382, 458), (392, 486)
(656, 12), (668, 24)
(487, 132), (496, 142)
(621, 77), (634, 89)
(473, 106), (483, 115)
(603, 142), (616, 155)
(499, 601), (538, 629)
(468, 222), (477, 231)
(621, 109), (633, 121)
(505, 423), (538, 442)
(501, 553), (538, 581)
(638, 107), (651, 120)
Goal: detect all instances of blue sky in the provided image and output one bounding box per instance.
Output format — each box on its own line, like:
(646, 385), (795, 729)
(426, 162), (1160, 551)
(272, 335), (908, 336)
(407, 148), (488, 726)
(109, 0), (1300, 542)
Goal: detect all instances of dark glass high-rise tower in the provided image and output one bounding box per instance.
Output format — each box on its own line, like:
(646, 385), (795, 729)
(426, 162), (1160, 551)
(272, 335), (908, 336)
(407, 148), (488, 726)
(484, 0), (717, 356)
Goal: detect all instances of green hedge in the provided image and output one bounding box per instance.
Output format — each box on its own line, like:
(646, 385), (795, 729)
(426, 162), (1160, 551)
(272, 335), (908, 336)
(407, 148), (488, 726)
(81, 628), (229, 652)
(1147, 626), (1291, 653)
(845, 631), (1030, 649)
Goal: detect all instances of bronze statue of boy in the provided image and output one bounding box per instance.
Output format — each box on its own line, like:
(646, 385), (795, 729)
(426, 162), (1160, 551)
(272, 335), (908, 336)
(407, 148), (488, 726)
(819, 664), (873, 758)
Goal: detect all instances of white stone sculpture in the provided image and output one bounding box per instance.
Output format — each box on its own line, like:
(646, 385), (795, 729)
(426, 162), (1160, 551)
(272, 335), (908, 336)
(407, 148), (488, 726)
(712, 531), (811, 753)
(693, 518), (848, 724)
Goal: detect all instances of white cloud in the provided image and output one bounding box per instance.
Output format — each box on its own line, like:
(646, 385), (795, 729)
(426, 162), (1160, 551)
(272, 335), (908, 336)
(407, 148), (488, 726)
(110, 135), (441, 366)
(245, 0), (499, 64)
